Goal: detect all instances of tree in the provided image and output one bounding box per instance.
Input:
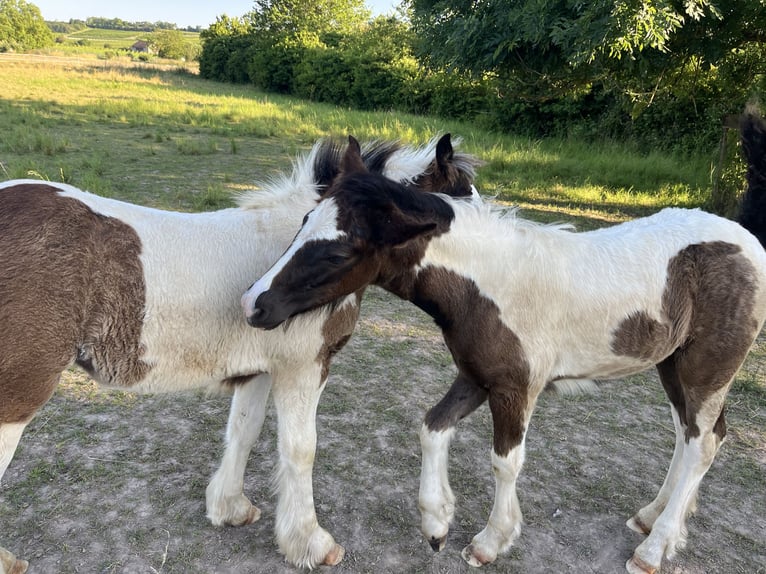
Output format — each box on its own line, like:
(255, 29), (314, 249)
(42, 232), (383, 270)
(0, 0), (53, 51)
(149, 29), (198, 60)
(247, 0), (370, 37)
(408, 0), (765, 102)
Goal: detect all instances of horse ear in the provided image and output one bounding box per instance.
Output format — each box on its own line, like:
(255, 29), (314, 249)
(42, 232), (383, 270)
(375, 209), (438, 247)
(341, 135), (368, 174)
(390, 219), (438, 247)
(435, 133), (454, 169)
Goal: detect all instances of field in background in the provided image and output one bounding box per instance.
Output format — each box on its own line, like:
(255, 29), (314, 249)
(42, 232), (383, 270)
(0, 55), (763, 573)
(35, 27), (201, 63)
(0, 54), (711, 224)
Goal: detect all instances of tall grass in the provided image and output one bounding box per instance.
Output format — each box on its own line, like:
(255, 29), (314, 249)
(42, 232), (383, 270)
(0, 55), (716, 220)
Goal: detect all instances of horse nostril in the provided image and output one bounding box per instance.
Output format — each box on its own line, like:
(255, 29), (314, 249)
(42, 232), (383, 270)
(248, 305), (273, 327)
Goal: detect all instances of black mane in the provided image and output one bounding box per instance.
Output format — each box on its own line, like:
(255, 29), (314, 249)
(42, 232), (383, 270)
(312, 139), (402, 193)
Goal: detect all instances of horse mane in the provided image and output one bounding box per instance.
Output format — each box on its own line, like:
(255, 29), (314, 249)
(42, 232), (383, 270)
(444, 194), (575, 240)
(236, 136), (480, 212)
(384, 135), (481, 185)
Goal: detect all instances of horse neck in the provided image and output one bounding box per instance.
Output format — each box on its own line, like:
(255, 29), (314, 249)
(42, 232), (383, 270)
(381, 205), (572, 326)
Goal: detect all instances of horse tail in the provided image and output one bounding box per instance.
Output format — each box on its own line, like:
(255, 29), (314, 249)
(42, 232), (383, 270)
(738, 105), (766, 247)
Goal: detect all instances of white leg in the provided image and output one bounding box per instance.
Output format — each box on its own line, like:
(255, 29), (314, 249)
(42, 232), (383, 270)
(207, 375), (271, 527)
(462, 442), (525, 567)
(1, 422), (30, 574)
(419, 425), (456, 551)
(627, 405), (688, 535)
(627, 393), (726, 574)
(0, 422), (27, 484)
(271, 365), (343, 568)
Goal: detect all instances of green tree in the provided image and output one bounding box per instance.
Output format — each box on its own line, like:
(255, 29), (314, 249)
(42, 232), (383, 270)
(200, 14), (250, 41)
(0, 0), (53, 51)
(149, 29), (198, 60)
(247, 0), (370, 37)
(409, 0), (765, 102)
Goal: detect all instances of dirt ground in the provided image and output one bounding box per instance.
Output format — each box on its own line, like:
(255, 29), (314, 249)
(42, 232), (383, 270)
(1, 287), (764, 574)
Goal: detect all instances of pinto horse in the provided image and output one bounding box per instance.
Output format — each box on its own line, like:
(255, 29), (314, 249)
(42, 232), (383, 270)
(242, 113), (766, 573)
(0, 136), (479, 574)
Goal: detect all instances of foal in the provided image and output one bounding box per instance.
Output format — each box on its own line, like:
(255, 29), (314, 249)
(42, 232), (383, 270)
(0, 136), (478, 573)
(242, 116), (766, 573)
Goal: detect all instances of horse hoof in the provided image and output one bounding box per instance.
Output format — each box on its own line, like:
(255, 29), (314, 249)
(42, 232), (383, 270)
(428, 534), (447, 552)
(242, 504), (261, 525)
(461, 544), (493, 568)
(322, 543), (345, 566)
(626, 554), (657, 574)
(226, 504), (261, 527)
(0, 548), (29, 574)
(626, 516), (651, 535)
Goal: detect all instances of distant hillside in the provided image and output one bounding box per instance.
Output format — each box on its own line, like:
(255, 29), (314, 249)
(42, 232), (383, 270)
(46, 17), (202, 34)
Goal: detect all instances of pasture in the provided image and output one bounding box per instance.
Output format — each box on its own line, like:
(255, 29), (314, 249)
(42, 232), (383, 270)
(0, 55), (764, 573)
(44, 27), (200, 60)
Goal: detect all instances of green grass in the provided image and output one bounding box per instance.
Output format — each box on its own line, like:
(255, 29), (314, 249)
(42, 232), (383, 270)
(0, 54), (716, 220)
(47, 27), (200, 55)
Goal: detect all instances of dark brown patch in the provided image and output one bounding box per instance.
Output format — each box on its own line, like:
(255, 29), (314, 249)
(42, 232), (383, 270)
(617, 241), (760, 439)
(0, 183), (149, 423)
(412, 268), (530, 456)
(611, 311), (672, 362)
(425, 373), (488, 432)
(317, 290), (363, 383)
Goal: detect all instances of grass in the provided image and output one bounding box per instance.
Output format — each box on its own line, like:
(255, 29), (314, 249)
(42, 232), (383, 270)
(0, 54), (717, 218)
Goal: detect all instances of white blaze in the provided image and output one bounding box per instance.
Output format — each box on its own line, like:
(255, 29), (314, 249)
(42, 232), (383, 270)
(241, 199), (345, 317)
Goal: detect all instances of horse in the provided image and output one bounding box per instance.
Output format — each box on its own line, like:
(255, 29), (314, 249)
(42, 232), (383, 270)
(0, 135), (479, 574)
(241, 111), (766, 573)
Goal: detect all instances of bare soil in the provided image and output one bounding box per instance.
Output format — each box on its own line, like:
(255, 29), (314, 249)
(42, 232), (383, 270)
(1, 287), (764, 574)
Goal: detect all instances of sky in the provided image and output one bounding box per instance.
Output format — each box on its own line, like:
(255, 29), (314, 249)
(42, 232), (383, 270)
(32, 0), (399, 29)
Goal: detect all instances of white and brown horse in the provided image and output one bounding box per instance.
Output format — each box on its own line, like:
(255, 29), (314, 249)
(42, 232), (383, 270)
(242, 112), (766, 573)
(0, 136), (479, 574)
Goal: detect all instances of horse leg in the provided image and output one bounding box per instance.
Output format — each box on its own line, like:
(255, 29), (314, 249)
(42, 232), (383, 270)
(628, 356), (692, 535)
(0, 421), (29, 574)
(419, 372), (487, 551)
(1, 366), (64, 574)
(628, 344), (738, 573)
(0, 422), (27, 483)
(271, 364), (343, 568)
(627, 398), (727, 573)
(0, 547), (28, 574)
(461, 383), (537, 567)
(627, 405), (686, 535)
(206, 374), (272, 527)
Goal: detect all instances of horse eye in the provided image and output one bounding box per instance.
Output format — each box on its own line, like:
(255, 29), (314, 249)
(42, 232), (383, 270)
(327, 255), (346, 266)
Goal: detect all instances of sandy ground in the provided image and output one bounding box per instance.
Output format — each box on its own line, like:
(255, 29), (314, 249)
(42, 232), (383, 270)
(1, 287), (764, 574)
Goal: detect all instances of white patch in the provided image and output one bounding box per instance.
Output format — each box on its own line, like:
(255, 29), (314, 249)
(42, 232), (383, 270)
(419, 425), (456, 545)
(0, 422), (27, 484)
(207, 375), (272, 526)
(463, 446), (525, 566)
(242, 199), (345, 318)
(380, 139), (438, 183)
(550, 378), (598, 395)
